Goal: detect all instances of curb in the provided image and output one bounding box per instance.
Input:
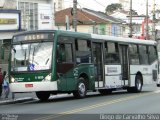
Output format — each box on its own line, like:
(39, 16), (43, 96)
(0, 97), (35, 105)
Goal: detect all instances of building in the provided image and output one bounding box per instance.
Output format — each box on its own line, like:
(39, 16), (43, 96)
(119, 0), (129, 10)
(54, 0), (64, 12)
(17, 0), (55, 30)
(0, 0), (55, 71)
(55, 8), (124, 36)
(110, 10), (146, 38)
(0, 9), (21, 71)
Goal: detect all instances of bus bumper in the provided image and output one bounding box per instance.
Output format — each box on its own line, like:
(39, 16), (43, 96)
(9, 81), (58, 92)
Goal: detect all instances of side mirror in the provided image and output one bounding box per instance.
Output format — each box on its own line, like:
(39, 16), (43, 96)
(1, 46), (4, 59)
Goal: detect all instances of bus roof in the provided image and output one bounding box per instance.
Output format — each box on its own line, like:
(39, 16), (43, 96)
(13, 30), (156, 46)
(91, 34), (157, 45)
(13, 30), (91, 39)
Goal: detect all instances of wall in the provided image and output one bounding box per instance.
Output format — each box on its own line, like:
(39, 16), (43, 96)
(38, 4), (53, 30)
(0, 12), (20, 31)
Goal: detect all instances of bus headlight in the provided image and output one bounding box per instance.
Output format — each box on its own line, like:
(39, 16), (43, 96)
(11, 77), (15, 83)
(42, 73), (51, 82)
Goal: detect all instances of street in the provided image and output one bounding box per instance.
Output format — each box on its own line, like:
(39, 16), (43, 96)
(0, 84), (160, 120)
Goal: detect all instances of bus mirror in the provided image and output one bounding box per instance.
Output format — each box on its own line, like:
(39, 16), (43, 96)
(1, 46), (4, 59)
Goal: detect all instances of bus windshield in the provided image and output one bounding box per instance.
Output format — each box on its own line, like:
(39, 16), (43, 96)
(11, 42), (53, 72)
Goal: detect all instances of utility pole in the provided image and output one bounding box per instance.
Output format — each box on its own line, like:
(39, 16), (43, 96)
(17, 0), (19, 10)
(152, 0), (156, 40)
(73, 0), (77, 32)
(129, 0), (132, 38)
(146, 0), (149, 40)
(65, 15), (70, 30)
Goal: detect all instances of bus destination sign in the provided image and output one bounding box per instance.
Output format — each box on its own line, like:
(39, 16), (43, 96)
(13, 33), (54, 43)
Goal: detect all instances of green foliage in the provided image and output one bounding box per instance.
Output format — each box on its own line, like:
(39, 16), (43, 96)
(105, 3), (122, 14)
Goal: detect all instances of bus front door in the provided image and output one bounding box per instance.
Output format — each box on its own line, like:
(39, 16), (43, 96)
(119, 45), (129, 86)
(92, 42), (104, 87)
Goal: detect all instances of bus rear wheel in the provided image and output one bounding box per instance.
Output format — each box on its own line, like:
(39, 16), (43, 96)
(127, 75), (143, 93)
(36, 91), (50, 101)
(73, 78), (87, 99)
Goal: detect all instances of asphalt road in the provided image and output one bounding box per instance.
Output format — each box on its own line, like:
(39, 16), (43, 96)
(0, 84), (160, 120)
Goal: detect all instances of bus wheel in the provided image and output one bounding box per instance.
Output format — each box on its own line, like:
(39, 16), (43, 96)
(157, 84), (160, 87)
(36, 91), (50, 101)
(99, 89), (112, 95)
(73, 78), (87, 99)
(133, 75), (143, 93)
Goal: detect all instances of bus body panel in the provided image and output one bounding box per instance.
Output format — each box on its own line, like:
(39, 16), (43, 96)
(57, 64), (95, 91)
(10, 81), (58, 92)
(130, 60), (158, 87)
(104, 65), (122, 88)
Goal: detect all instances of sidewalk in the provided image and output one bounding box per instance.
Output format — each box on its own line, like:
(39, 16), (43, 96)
(0, 92), (36, 105)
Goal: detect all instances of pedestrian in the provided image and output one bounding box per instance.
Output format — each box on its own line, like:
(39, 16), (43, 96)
(0, 68), (3, 98)
(2, 71), (10, 99)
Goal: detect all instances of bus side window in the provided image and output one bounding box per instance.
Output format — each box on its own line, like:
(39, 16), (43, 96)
(149, 46), (157, 64)
(56, 36), (74, 75)
(57, 44), (66, 62)
(75, 39), (91, 64)
(105, 42), (120, 64)
(129, 44), (140, 65)
(139, 45), (149, 65)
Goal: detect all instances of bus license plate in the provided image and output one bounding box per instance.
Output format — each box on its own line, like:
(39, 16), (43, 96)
(25, 84), (33, 88)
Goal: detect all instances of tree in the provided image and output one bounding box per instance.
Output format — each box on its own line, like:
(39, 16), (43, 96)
(105, 3), (122, 14)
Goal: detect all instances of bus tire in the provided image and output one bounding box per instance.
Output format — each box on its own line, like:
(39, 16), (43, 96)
(73, 78), (87, 99)
(36, 91), (50, 101)
(157, 84), (160, 87)
(99, 89), (112, 95)
(133, 75), (143, 93)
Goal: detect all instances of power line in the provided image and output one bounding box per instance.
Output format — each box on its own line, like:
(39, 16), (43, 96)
(93, 0), (106, 8)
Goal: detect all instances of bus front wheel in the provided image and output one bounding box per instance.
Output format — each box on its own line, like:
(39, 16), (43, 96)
(73, 78), (87, 99)
(36, 91), (50, 101)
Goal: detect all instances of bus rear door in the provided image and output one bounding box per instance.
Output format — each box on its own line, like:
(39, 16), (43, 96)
(119, 44), (130, 86)
(92, 42), (104, 88)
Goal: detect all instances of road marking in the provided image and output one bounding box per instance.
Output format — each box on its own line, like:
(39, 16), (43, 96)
(34, 92), (153, 120)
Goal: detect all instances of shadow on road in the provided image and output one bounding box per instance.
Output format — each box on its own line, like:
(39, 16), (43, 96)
(25, 89), (153, 105)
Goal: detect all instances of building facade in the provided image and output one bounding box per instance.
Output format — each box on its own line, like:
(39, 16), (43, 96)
(55, 8), (124, 36)
(0, 0), (55, 72)
(18, 0), (55, 30)
(54, 0), (64, 12)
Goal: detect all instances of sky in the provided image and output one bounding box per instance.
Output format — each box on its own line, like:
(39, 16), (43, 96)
(64, 0), (160, 15)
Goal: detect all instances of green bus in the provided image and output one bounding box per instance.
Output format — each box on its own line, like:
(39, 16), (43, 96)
(9, 30), (158, 101)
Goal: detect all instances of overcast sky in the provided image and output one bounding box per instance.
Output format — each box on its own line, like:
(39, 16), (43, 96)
(64, 0), (160, 15)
